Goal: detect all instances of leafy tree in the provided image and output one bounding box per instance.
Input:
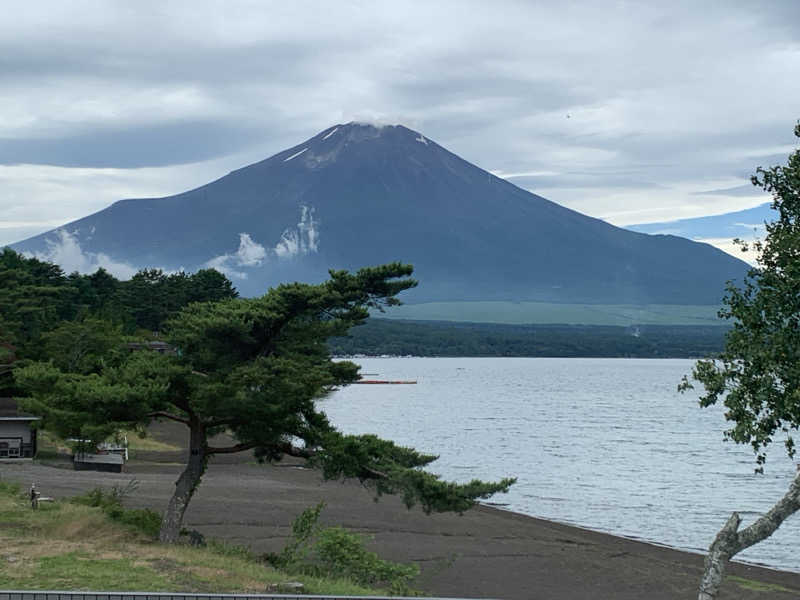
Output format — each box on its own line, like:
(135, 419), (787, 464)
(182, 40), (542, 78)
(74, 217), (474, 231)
(41, 318), (126, 375)
(0, 248), (73, 358)
(184, 268), (238, 304)
(18, 263), (514, 542)
(117, 268), (238, 332)
(681, 122), (800, 600)
(117, 269), (176, 331)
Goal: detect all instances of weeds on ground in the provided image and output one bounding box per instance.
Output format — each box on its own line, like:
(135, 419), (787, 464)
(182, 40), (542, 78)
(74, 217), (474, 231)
(267, 501), (420, 596)
(71, 480), (161, 538)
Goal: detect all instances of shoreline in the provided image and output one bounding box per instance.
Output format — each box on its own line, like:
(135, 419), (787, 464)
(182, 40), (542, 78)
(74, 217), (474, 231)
(2, 458), (800, 599)
(481, 500), (800, 576)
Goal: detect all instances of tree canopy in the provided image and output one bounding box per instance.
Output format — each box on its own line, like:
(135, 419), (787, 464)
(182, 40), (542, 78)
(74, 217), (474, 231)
(682, 122), (800, 600)
(17, 262), (514, 542)
(0, 248), (238, 398)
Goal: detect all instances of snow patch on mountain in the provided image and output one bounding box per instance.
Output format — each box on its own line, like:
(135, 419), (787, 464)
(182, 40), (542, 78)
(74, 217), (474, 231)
(283, 148), (308, 162)
(322, 127), (338, 140)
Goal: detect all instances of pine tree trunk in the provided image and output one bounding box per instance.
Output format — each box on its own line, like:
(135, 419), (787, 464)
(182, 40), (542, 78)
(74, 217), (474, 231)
(159, 418), (207, 543)
(698, 469), (800, 600)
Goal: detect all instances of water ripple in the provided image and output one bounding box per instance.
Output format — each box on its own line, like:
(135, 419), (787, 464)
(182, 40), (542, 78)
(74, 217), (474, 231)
(322, 357), (799, 571)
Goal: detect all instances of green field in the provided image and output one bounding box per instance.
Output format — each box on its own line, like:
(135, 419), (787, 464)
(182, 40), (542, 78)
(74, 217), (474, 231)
(378, 302), (724, 326)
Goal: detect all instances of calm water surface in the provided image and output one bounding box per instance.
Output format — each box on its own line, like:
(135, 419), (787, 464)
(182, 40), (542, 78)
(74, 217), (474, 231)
(322, 357), (799, 571)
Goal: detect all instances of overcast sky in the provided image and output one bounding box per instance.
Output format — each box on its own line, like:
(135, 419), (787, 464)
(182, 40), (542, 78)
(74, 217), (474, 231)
(1, 1), (798, 252)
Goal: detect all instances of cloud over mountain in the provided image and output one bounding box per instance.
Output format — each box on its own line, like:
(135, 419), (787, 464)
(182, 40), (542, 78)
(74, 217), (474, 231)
(204, 205), (320, 279)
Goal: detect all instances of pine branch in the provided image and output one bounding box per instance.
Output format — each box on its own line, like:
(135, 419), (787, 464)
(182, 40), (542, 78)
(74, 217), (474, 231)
(206, 442), (256, 455)
(147, 411), (189, 425)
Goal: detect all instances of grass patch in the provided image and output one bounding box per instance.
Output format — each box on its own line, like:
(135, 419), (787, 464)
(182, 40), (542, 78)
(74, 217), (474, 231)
(124, 430), (181, 452)
(36, 429), (181, 458)
(0, 483), (390, 595)
(729, 575), (798, 593)
(35, 430), (72, 456)
(32, 552), (173, 590)
(71, 484), (161, 538)
(380, 301), (724, 326)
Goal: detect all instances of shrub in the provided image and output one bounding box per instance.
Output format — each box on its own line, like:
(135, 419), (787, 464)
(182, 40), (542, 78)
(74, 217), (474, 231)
(267, 502), (419, 595)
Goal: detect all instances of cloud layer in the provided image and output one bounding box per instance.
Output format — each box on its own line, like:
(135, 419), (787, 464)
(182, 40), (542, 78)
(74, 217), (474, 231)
(1, 1), (798, 251)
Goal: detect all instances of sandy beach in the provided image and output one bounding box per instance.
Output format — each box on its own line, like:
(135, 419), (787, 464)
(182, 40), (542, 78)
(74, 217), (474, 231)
(2, 448), (799, 600)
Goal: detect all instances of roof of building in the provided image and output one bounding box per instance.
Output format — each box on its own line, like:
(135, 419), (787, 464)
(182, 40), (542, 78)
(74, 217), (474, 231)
(0, 398), (40, 421)
(74, 452), (124, 465)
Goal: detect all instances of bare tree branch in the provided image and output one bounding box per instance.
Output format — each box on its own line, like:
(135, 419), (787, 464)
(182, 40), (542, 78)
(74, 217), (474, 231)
(206, 442), (257, 455)
(698, 469), (800, 600)
(277, 441), (315, 459)
(147, 411), (189, 425)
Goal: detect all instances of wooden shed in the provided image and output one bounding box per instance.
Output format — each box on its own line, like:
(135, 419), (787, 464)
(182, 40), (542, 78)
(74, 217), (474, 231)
(0, 398), (39, 459)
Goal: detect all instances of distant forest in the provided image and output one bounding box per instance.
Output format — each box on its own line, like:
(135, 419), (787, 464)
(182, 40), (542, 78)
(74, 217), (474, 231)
(330, 319), (729, 358)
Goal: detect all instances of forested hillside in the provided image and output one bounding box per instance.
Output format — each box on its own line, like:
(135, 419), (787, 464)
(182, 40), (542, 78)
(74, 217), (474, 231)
(330, 319), (729, 358)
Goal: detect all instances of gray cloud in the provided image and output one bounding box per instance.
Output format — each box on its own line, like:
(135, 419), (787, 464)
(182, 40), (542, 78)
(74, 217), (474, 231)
(692, 185), (768, 197)
(0, 0), (798, 243)
(0, 120), (267, 168)
(506, 173), (664, 191)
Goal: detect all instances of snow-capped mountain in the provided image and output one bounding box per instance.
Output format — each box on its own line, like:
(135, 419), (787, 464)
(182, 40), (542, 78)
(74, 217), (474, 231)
(11, 122), (749, 303)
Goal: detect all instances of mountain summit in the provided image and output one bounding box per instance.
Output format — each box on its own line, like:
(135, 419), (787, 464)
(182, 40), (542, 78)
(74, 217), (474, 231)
(12, 122), (748, 303)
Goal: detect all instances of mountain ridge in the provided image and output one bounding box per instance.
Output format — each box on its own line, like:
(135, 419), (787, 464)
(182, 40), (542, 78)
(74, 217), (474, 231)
(11, 122), (749, 304)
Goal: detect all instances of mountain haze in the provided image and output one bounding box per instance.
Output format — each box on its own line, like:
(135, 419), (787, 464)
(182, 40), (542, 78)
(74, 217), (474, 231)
(12, 123), (749, 303)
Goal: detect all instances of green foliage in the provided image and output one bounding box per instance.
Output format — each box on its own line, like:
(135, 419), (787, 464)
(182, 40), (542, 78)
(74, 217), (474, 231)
(0, 247), (237, 399)
(314, 433), (515, 513)
(17, 353), (161, 446)
(71, 481), (161, 538)
(683, 122), (800, 469)
(120, 268), (238, 332)
(41, 318), (126, 374)
(268, 503), (419, 594)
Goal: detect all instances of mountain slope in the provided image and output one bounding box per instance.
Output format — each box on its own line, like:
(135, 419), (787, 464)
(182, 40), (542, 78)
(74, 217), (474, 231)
(11, 123), (749, 303)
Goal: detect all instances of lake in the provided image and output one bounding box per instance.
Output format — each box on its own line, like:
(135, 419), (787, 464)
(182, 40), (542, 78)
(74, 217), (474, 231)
(321, 357), (799, 571)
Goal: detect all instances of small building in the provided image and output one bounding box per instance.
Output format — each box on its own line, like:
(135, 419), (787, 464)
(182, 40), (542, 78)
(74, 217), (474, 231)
(73, 451), (124, 473)
(68, 436), (127, 473)
(0, 398), (39, 459)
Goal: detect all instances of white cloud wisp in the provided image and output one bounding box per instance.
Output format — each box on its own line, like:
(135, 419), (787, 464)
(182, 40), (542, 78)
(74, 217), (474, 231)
(206, 205), (320, 279)
(25, 229), (140, 279)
